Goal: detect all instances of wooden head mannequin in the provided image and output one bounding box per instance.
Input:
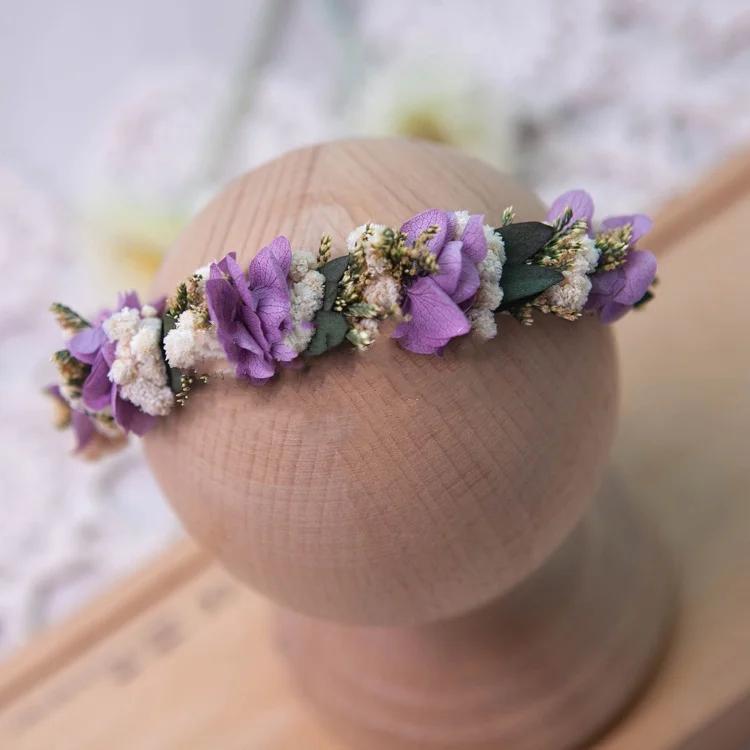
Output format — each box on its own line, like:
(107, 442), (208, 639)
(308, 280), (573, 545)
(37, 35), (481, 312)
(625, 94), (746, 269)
(144, 139), (672, 749)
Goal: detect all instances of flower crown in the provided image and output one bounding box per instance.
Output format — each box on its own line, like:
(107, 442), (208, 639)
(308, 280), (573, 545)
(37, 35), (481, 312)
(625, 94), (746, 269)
(46, 190), (657, 459)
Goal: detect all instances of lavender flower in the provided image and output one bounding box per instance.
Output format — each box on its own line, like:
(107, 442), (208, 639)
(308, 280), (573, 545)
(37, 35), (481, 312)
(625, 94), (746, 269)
(66, 292), (160, 435)
(392, 209), (487, 354)
(545, 189), (594, 228)
(586, 214), (657, 323)
(204, 237), (296, 384)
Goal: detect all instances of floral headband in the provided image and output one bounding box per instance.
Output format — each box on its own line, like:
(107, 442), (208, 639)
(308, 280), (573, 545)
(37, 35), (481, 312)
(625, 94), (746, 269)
(46, 190), (657, 460)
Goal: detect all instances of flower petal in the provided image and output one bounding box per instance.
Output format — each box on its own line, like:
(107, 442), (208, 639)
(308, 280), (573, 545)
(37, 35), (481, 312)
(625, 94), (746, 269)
(545, 190), (594, 227)
(224, 253), (254, 308)
(254, 285), (292, 340)
(71, 410), (96, 452)
(117, 291), (141, 311)
(460, 214), (487, 264)
(112, 392), (157, 435)
(205, 278), (240, 330)
(599, 301), (631, 324)
(400, 209), (449, 255)
(614, 250), (657, 306)
(588, 267), (627, 302)
(82, 354), (113, 411)
(453, 255), (481, 304)
(249, 238), (292, 292)
(392, 277), (471, 354)
(67, 326), (108, 364)
(434, 240), (463, 296)
(602, 214), (653, 248)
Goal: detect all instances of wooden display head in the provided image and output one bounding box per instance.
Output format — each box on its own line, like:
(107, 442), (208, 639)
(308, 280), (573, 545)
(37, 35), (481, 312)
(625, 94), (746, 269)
(144, 139), (617, 627)
(144, 139), (671, 750)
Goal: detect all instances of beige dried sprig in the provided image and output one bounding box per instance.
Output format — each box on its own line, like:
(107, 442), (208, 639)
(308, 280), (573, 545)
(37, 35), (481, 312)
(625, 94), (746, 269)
(595, 225), (633, 271)
(50, 303), (90, 335)
(317, 234), (332, 267)
(51, 350), (89, 389)
(534, 218), (589, 270)
(501, 206), (515, 227)
(168, 281), (189, 317)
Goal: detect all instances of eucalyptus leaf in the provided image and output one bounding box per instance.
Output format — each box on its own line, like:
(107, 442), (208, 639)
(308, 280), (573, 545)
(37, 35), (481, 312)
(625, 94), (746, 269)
(319, 256), (349, 311)
(496, 222), (555, 264)
(498, 265), (564, 309)
(305, 310), (349, 356)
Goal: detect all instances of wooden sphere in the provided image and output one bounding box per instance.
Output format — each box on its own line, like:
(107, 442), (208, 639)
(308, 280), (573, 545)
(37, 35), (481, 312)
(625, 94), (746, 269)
(144, 139), (618, 627)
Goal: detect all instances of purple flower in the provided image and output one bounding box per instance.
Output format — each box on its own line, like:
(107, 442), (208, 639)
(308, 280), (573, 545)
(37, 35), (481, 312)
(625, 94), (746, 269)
(46, 384), (96, 452)
(545, 189), (595, 229)
(392, 210), (487, 354)
(66, 292), (159, 436)
(205, 237), (296, 384)
(586, 212), (656, 323)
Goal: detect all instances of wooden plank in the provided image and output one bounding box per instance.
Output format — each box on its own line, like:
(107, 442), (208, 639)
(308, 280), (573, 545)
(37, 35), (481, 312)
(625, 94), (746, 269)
(1, 152), (749, 749)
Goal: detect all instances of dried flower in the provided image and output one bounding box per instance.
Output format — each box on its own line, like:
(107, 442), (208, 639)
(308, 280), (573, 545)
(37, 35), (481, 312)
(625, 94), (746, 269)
(204, 239), (296, 383)
(65, 292), (165, 434)
(586, 250), (657, 323)
(392, 209), (486, 354)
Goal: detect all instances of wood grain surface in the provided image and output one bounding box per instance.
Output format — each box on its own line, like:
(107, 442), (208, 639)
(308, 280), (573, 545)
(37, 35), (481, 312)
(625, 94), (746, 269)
(1, 143), (749, 750)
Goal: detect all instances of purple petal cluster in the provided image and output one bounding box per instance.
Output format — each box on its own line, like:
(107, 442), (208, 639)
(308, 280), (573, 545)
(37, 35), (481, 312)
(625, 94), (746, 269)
(46, 384), (96, 452)
(392, 210), (487, 354)
(204, 237), (296, 384)
(66, 292), (161, 435)
(546, 190), (657, 324)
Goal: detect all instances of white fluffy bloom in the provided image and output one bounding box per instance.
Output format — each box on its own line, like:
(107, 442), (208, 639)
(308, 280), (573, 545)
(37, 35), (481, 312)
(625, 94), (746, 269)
(468, 307), (497, 341)
(578, 235), (600, 274)
(466, 225), (505, 340)
(164, 309), (223, 371)
(194, 264), (211, 280)
(451, 211), (470, 239)
(289, 270), (325, 324)
(285, 268), (326, 353)
(104, 307), (174, 416)
(289, 251), (317, 283)
(543, 238), (599, 312)
(285, 323), (315, 353)
(103, 307), (140, 342)
(140, 304), (158, 318)
(347, 224), (390, 275)
(484, 225), (506, 264)
(363, 275), (400, 312)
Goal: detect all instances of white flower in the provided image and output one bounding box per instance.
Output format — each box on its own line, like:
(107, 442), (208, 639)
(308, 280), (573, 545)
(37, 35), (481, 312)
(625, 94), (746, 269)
(484, 225), (507, 264)
(104, 307), (174, 416)
(468, 307), (497, 341)
(363, 275), (400, 312)
(164, 309), (223, 371)
(290, 251), (317, 283)
(451, 211), (470, 239)
(347, 224), (390, 275)
(284, 324), (315, 354)
(285, 268), (326, 353)
(82, 201), (187, 299)
(349, 58), (519, 173)
(543, 237), (600, 312)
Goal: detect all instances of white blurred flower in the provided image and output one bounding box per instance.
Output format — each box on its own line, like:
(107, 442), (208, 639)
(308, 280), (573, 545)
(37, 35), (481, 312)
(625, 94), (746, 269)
(349, 57), (519, 173)
(81, 200), (187, 299)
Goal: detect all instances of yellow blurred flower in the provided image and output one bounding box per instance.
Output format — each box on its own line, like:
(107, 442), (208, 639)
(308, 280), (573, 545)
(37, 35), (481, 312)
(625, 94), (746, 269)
(349, 57), (519, 173)
(82, 201), (187, 299)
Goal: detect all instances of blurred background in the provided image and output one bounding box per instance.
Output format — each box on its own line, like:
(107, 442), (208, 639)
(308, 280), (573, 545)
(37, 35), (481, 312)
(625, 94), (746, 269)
(1, 0), (749, 658)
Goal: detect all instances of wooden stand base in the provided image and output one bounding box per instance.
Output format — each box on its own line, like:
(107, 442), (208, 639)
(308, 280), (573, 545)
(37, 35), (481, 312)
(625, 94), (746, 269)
(278, 480), (673, 750)
(1, 149), (750, 749)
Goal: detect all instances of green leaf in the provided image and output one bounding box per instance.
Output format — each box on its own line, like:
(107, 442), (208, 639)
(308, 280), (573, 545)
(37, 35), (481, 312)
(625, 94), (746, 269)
(496, 222), (555, 264)
(498, 265), (564, 310)
(304, 310), (349, 356)
(319, 256), (349, 311)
